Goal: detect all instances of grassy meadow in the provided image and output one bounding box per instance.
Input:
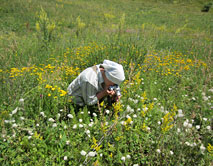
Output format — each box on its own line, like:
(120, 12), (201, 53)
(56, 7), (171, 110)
(0, 0), (212, 165)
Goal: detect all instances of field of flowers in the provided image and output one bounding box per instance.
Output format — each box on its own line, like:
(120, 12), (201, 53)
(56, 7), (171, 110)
(0, 0), (212, 165)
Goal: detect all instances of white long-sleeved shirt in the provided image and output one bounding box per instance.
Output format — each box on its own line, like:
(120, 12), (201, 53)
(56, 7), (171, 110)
(67, 65), (104, 106)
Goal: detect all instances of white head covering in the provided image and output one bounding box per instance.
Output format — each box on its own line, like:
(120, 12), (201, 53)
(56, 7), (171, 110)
(101, 60), (125, 85)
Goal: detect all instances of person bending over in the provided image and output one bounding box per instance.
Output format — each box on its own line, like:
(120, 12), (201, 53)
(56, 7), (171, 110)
(67, 60), (125, 108)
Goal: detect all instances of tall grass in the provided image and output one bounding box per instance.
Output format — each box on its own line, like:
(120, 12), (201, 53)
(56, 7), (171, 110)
(0, 0), (212, 165)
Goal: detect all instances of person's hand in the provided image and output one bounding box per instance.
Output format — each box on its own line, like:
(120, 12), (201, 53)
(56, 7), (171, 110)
(104, 85), (115, 97)
(106, 89), (115, 97)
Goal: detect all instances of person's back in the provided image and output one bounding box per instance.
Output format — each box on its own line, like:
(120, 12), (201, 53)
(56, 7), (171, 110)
(67, 65), (100, 106)
(67, 60), (125, 107)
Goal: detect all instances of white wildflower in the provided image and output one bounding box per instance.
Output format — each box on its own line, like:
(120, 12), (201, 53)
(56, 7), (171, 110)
(88, 122), (93, 127)
(28, 130), (33, 135)
(79, 119), (83, 123)
(170, 151), (174, 155)
(80, 150), (87, 156)
(177, 128), (181, 132)
(183, 121), (188, 127)
(153, 98), (157, 101)
(73, 124), (77, 129)
(52, 123), (57, 127)
(64, 156), (67, 160)
(177, 114), (184, 118)
(133, 99), (138, 104)
(105, 109), (110, 114)
(196, 125), (200, 129)
(93, 113), (97, 117)
(66, 140), (70, 145)
(48, 118), (55, 122)
(158, 121), (161, 125)
(126, 115), (131, 119)
(12, 123), (18, 128)
(121, 156), (126, 161)
(88, 151), (96, 157)
(20, 117), (25, 120)
(120, 121), (126, 125)
(12, 107), (18, 115)
(143, 107), (148, 111)
(100, 153), (103, 157)
(133, 164), (139, 166)
(156, 149), (161, 153)
(40, 112), (45, 117)
(177, 109), (184, 117)
(64, 125), (67, 129)
(206, 126), (211, 130)
(133, 114), (137, 118)
(126, 154), (131, 159)
(19, 98), (24, 104)
(203, 96), (208, 101)
(136, 94), (140, 98)
(28, 136), (32, 139)
(203, 118), (207, 121)
(80, 111), (84, 114)
(67, 114), (73, 119)
(185, 142), (190, 146)
(187, 123), (192, 128)
(164, 110), (169, 114)
(79, 124), (83, 128)
(200, 144), (206, 153)
(88, 111), (90, 114)
(59, 109), (63, 112)
(4, 120), (10, 123)
(126, 105), (134, 113)
(192, 97), (196, 101)
(85, 130), (90, 134)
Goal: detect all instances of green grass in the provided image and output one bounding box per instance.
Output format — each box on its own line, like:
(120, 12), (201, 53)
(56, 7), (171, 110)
(0, 0), (212, 165)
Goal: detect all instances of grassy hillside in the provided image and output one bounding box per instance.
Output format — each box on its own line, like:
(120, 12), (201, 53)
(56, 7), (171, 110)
(0, 0), (212, 165)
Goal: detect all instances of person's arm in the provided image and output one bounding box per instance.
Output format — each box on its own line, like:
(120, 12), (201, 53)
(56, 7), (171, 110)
(81, 81), (99, 105)
(97, 86), (115, 101)
(81, 82), (115, 105)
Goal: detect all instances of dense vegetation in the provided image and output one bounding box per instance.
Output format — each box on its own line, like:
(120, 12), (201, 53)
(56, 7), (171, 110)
(0, 0), (212, 165)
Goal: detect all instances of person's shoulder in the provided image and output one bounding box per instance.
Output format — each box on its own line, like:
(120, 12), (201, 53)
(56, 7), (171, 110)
(80, 66), (98, 82)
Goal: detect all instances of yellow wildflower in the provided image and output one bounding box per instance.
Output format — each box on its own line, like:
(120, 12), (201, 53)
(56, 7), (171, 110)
(45, 84), (52, 89)
(60, 90), (67, 96)
(207, 143), (213, 156)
